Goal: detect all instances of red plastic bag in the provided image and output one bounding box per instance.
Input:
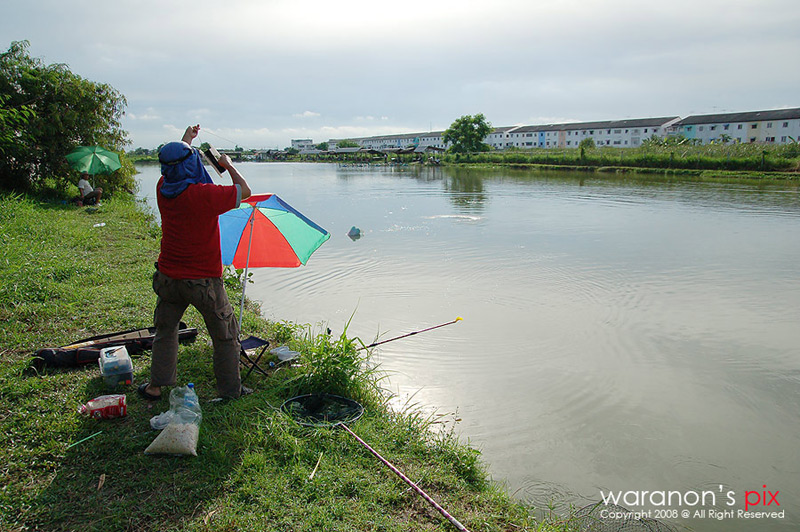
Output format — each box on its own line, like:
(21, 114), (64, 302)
(79, 394), (127, 419)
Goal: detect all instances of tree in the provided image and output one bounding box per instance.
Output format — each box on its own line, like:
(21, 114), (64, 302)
(337, 140), (359, 148)
(0, 94), (34, 157)
(0, 41), (134, 193)
(578, 137), (595, 150)
(442, 113), (492, 154)
(641, 134), (665, 147)
(315, 142), (329, 151)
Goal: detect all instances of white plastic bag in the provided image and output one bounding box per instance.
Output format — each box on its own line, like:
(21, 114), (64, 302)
(144, 423), (199, 456)
(270, 346), (300, 362)
(145, 384), (202, 456)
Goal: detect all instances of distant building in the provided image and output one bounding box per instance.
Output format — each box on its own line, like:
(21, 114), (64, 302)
(522, 117), (681, 149)
(291, 139), (314, 150)
(329, 131), (448, 151)
(486, 126), (523, 149)
(674, 108), (800, 144)
(326, 108), (799, 151)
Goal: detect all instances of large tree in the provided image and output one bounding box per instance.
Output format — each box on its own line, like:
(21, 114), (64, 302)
(442, 113), (492, 154)
(0, 41), (134, 193)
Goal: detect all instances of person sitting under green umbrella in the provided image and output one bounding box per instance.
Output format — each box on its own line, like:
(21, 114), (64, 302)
(74, 172), (103, 206)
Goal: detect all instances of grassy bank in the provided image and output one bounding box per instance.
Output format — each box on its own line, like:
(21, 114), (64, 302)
(0, 193), (563, 531)
(186, 141), (800, 179)
(441, 142), (800, 174)
(442, 162), (800, 184)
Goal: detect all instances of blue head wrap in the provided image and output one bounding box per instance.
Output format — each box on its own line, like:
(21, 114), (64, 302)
(158, 141), (213, 198)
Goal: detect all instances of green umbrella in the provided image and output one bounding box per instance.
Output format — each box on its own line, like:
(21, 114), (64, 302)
(66, 146), (121, 177)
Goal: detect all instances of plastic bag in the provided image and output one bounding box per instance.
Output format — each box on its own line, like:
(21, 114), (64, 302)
(79, 394), (127, 419)
(270, 346), (300, 362)
(144, 423), (199, 456)
(149, 410), (176, 430)
(145, 384), (201, 455)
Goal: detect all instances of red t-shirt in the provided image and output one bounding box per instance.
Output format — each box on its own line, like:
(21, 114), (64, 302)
(156, 178), (239, 279)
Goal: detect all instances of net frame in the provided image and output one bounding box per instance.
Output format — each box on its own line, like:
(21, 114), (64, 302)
(281, 393), (364, 428)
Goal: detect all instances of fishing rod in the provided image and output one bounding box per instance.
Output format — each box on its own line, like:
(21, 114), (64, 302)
(340, 423), (471, 532)
(358, 317), (463, 351)
(283, 394), (470, 531)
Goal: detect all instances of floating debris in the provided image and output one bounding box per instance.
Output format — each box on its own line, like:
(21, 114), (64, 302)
(347, 226), (362, 241)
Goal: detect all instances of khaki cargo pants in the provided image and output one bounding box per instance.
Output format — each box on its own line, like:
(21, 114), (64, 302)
(151, 270), (242, 398)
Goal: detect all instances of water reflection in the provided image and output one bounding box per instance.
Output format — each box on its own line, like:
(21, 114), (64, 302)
(443, 169), (487, 211)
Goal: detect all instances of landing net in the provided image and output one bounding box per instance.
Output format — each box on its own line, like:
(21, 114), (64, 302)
(281, 393), (364, 428)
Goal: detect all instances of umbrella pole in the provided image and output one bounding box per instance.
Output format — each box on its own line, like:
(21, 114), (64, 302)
(238, 210), (256, 332)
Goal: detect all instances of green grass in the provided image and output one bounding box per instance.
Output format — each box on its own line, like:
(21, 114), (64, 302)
(440, 143), (800, 177)
(0, 192), (567, 531)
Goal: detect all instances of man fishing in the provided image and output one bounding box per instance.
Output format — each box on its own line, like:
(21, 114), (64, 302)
(138, 125), (253, 401)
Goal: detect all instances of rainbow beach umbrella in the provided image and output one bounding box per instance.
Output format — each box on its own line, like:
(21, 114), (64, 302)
(219, 193), (330, 326)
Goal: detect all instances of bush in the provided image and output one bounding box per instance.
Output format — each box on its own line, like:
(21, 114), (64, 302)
(0, 41), (135, 195)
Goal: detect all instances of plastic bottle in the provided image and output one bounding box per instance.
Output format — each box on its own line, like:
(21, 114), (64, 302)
(79, 394), (127, 419)
(184, 383), (199, 411)
(168, 383), (202, 425)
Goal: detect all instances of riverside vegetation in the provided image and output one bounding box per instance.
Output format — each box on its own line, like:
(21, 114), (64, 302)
(441, 140), (800, 178)
(0, 192), (571, 531)
(130, 141), (800, 181)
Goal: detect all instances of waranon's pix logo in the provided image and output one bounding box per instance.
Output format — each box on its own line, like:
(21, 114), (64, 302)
(595, 484), (784, 521)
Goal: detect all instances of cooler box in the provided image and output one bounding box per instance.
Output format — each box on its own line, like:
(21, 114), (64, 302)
(98, 346), (133, 387)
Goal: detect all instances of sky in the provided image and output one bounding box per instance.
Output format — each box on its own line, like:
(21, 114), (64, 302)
(3, 0), (800, 150)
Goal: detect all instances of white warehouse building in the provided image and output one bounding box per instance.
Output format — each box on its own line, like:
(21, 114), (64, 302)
(674, 108), (800, 145)
(326, 107), (800, 152)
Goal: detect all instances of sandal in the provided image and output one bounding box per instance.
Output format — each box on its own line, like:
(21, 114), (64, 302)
(137, 382), (162, 401)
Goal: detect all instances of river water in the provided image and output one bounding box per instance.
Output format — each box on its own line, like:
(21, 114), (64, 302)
(137, 162), (800, 531)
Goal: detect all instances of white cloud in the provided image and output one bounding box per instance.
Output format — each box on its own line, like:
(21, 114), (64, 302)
(127, 108), (161, 121)
(3, 0), (799, 149)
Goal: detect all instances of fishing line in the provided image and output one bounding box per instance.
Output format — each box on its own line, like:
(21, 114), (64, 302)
(199, 128), (238, 147)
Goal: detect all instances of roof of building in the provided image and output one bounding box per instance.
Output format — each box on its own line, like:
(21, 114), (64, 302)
(676, 107), (800, 126)
(332, 130), (446, 143)
(324, 108), (798, 145)
(487, 126), (520, 134)
(514, 117), (680, 133)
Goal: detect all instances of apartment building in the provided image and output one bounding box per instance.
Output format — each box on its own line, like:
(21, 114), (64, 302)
(674, 108), (800, 144)
(330, 131), (447, 151)
(326, 108), (799, 151)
